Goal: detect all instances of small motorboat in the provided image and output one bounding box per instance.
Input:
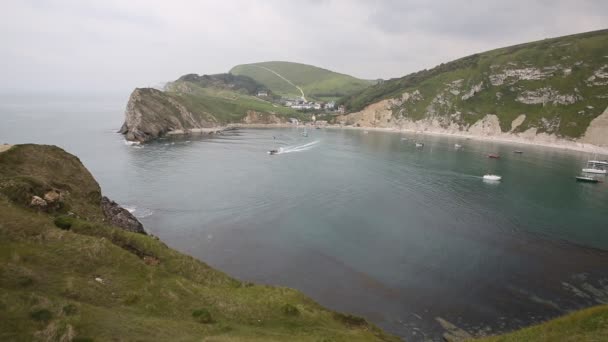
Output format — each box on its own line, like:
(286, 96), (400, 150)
(400, 137), (408, 141)
(301, 132), (308, 137)
(576, 176), (600, 183)
(454, 143), (462, 149)
(488, 154), (500, 159)
(483, 174), (502, 181)
(513, 150), (523, 154)
(268, 149), (279, 155)
(415, 142), (424, 148)
(363, 130), (369, 134)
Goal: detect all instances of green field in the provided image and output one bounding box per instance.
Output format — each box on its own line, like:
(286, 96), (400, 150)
(0, 144), (398, 341)
(338, 29), (608, 138)
(230, 61), (374, 101)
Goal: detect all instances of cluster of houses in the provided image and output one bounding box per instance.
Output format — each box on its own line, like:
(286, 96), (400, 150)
(282, 98), (345, 113)
(256, 90), (346, 114)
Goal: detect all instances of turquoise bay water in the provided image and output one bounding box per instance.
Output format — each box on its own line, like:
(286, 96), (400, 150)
(2, 95), (608, 341)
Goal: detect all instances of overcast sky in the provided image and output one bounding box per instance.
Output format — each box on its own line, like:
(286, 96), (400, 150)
(1, 0), (607, 94)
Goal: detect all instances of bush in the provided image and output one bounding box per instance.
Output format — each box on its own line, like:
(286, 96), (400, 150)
(333, 312), (367, 327)
(54, 216), (73, 230)
(30, 309), (53, 322)
(123, 293), (140, 305)
(281, 303), (300, 316)
(192, 308), (213, 324)
(17, 275), (34, 287)
(62, 304), (78, 315)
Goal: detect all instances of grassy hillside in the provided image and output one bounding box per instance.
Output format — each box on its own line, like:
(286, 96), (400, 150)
(230, 61), (374, 101)
(339, 29), (608, 138)
(165, 77), (302, 123)
(471, 304), (608, 342)
(0, 144), (398, 341)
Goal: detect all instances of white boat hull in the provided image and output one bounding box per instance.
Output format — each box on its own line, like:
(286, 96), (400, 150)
(483, 175), (502, 181)
(582, 168), (607, 174)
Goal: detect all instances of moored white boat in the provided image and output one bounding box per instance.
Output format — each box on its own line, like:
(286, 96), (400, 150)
(415, 142), (424, 148)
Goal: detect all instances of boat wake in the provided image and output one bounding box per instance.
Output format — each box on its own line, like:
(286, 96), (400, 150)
(275, 140), (320, 154)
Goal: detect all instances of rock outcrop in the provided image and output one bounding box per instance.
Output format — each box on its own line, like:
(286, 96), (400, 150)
(120, 87), (290, 143)
(581, 106), (608, 147)
(101, 196), (146, 234)
(119, 88), (221, 143)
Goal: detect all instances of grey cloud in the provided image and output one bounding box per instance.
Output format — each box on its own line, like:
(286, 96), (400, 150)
(0, 0), (606, 93)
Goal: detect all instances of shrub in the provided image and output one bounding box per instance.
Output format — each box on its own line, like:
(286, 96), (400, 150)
(54, 216), (73, 230)
(30, 309), (53, 322)
(333, 312), (367, 327)
(62, 304), (78, 315)
(281, 303), (300, 316)
(123, 293), (140, 305)
(192, 308), (213, 323)
(17, 275), (34, 287)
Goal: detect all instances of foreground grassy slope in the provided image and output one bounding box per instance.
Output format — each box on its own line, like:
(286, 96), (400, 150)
(0, 145), (398, 341)
(339, 29), (608, 138)
(230, 61), (374, 101)
(472, 305), (608, 342)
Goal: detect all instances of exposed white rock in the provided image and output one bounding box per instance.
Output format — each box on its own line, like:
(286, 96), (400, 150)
(541, 117), (561, 133)
(586, 65), (608, 86)
(468, 115), (502, 136)
(581, 106), (608, 147)
(461, 82), (483, 100)
(401, 90), (423, 103)
(510, 114), (526, 131)
(30, 196), (47, 208)
(489, 67), (556, 86)
(516, 87), (580, 105)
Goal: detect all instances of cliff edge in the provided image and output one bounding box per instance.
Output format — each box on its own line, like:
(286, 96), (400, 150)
(0, 144), (397, 341)
(119, 88), (221, 143)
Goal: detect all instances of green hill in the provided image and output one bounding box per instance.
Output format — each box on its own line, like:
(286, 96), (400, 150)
(338, 29), (608, 139)
(230, 61), (374, 101)
(0, 144), (398, 341)
(472, 304), (608, 342)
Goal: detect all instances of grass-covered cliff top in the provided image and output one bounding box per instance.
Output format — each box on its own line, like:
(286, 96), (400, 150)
(471, 304), (608, 342)
(230, 61), (374, 101)
(0, 144), (398, 341)
(338, 29), (608, 138)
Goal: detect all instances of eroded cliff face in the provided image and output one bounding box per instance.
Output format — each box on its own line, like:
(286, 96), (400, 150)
(338, 30), (608, 145)
(119, 88), (220, 142)
(336, 97), (608, 148)
(120, 88), (289, 142)
(581, 106), (608, 147)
